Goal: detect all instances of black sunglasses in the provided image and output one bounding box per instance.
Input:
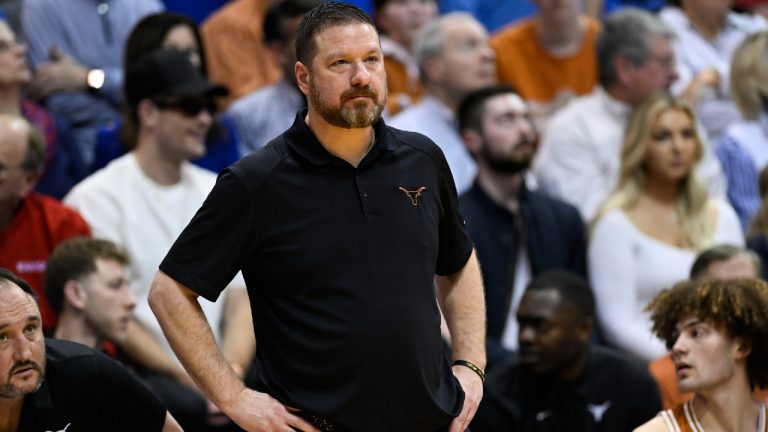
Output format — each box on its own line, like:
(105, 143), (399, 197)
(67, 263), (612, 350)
(153, 97), (217, 117)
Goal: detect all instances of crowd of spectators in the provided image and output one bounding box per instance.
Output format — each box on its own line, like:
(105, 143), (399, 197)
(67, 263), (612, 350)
(2, 0), (768, 430)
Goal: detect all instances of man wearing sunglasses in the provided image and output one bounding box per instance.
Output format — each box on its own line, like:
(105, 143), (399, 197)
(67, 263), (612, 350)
(64, 49), (252, 431)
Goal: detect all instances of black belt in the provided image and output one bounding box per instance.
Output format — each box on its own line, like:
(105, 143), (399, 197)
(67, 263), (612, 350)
(295, 410), (337, 431)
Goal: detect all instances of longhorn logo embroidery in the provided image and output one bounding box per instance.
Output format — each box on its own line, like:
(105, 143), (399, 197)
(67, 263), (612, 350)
(587, 401), (611, 422)
(399, 186), (427, 206)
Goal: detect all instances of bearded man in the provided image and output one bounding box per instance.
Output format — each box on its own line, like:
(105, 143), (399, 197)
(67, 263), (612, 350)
(457, 84), (587, 369)
(147, 3), (487, 432)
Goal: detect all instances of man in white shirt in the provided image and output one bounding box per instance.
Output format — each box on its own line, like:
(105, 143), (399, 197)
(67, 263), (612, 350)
(65, 49), (252, 432)
(534, 7), (725, 222)
(389, 12), (496, 194)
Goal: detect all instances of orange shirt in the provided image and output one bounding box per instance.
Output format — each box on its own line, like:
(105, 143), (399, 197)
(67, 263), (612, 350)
(384, 56), (424, 116)
(491, 17), (600, 122)
(0, 193), (91, 331)
(649, 354), (768, 409)
(201, 0), (282, 109)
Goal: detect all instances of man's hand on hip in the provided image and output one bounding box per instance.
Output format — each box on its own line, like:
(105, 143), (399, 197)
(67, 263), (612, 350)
(225, 388), (320, 432)
(449, 365), (484, 432)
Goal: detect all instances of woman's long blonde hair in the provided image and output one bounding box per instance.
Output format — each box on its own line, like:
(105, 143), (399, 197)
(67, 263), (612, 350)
(592, 93), (712, 249)
(749, 165), (768, 239)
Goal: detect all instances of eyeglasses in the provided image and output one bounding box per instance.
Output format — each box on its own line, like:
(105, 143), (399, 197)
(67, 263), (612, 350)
(152, 97), (217, 117)
(0, 162), (27, 176)
(0, 37), (22, 53)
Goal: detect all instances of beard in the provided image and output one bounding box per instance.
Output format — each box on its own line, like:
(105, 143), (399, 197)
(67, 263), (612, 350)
(309, 78), (386, 129)
(481, 137), (536, 174)
(0, 360), (45, 398)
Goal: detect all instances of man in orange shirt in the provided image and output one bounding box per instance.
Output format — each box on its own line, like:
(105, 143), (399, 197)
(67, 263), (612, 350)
(202, 0), (283, 108)
(491, 0), (600, 129)
(0, 114), (90, 332)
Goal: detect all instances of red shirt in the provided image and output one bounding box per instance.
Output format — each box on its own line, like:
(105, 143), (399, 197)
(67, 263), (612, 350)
(0, 193), (91, 331)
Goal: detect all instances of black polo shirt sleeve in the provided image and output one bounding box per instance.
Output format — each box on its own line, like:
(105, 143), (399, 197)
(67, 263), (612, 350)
(160, 168), (257, 302)
(435, 155), (473, 276)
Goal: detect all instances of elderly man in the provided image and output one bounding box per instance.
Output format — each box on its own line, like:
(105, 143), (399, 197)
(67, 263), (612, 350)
(0, 114), (90, 332)
(149, 3), (486, 432)
(534, 7), (725, 221)
(0, 267), (181, 431)
(389, 12), (497, 194)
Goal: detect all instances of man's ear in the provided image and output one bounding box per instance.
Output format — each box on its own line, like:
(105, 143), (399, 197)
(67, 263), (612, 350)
(461, 129), (482, 156)
(576, 316), (595, 344)
(613, 55), (635, 87)
(734, 337), (752, 362)
(63, 279), (87, 311)
(295, 61), (310, 97)
(421, 56), (444, 86)
(137, 99), (159, 129)
(19, 169), (42, 198)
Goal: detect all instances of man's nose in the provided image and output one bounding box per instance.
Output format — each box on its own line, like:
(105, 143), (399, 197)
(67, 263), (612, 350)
(12, 336), (33, 362)
(672, 334), (687, 355)
(350, 61), (372, 87)
(518, 325), (537, 344)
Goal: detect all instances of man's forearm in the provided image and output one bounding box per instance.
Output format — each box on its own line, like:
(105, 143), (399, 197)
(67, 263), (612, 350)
(221, 287), (256, 375)
(149, 271), (246, 410)
(436, 250), (487, 369)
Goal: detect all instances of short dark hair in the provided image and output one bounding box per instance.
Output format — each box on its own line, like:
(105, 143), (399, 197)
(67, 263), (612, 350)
(264, 0), (323, 43)
(526, 270), (595, 318)
(295, 1), (375, 65)
(646, 278), (768, 390)
(689, 244), (762, 280)
(458, 84), (518, 132)
(45, 238), (130, 314)
(0, 267), (38, 301)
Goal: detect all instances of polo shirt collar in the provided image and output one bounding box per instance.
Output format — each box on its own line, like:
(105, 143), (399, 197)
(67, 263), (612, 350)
(24, 378), (54, 410)
(283, 109), (399, 166)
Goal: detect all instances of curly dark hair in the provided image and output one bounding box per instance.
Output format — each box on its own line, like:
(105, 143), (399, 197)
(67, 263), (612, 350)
(646, 278), (768, 390)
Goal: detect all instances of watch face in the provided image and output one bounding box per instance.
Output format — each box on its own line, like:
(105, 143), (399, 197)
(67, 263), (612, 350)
(87, 69), (105, 90)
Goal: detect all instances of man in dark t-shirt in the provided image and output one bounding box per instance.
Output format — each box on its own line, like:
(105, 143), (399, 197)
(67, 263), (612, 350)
(148, 3), (487, 432)
(0, 267), (181, 432)
(472, 271), (661, 432)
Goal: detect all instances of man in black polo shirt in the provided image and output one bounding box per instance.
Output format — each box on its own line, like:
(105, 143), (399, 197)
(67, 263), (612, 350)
(471, 271), (661, 431)
(0, 267), (181, 432)
(148, 2), (486, 432)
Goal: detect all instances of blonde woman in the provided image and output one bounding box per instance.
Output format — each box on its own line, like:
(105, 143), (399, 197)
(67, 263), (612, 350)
(717, 31), (768, 229)
(588, 93), (743, 363)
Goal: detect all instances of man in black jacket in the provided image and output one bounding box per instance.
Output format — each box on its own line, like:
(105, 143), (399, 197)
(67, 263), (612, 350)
(458, 85), (587, 368)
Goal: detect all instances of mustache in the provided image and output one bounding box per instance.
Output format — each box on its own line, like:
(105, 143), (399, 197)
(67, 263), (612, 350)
(10, 360), (43, 376)
(341, 86), (378, 102)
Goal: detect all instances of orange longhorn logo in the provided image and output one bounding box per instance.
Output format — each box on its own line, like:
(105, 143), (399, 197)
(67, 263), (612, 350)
(399, 186), (427, 206)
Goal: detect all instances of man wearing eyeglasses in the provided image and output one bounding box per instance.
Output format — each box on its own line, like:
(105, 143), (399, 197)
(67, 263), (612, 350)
(0, 114), (91, 334)
(64, 49), (252, 431)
